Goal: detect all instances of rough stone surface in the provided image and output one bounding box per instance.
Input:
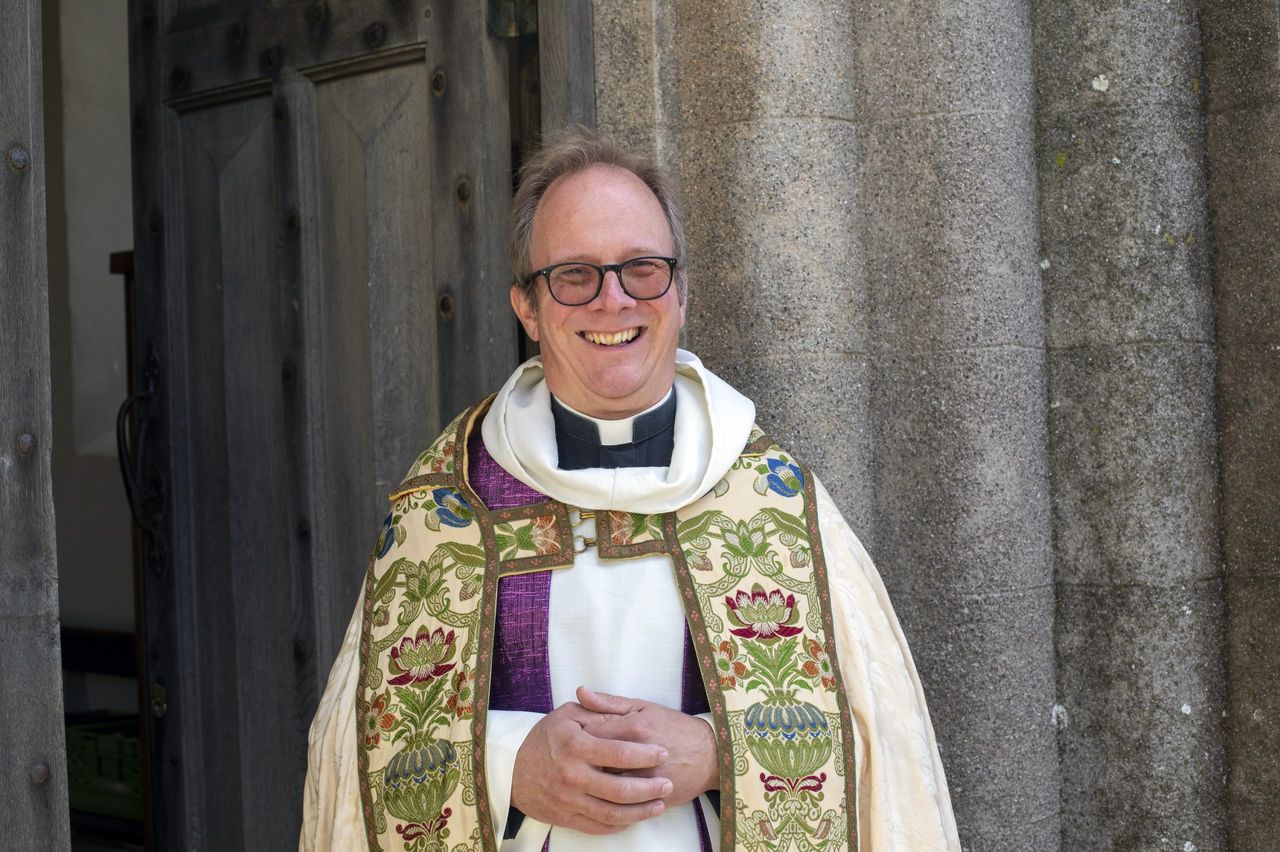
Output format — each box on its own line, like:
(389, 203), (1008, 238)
(1033, 0), (1202, 115)
(1202, 103), (1280, 347)
(902, 587), (1060, 852)
(1201, 3), (1280, 848)
(591, 0), (662, 159)
(856, 109), (1045, 351)
(1032, 2), (1226, 849)
(851, 0), (1034, 121)
(1036, 106), (1212, 346)
(851, 3), (1059, 845)
(679, 119), (867, 356)
(1055, 581), (1228, 852)
(1048, 344), (1220, 589)
(1216, 346), (1280, 576)
(1223, 576), (1280, 846)
(672, 0), (858, 126)
(872, 347), (1051, 598)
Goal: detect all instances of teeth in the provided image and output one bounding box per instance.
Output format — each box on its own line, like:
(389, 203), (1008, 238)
(584, 328), (640, 346)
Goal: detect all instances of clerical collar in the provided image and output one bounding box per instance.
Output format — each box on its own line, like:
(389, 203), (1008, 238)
(550, 389), (677, 470)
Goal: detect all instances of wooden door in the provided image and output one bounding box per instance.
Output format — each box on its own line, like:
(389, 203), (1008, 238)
(126, 2), (518, 847)
(1, 2), (72, 849)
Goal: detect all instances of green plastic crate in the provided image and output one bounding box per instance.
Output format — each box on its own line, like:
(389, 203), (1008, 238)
(65, 717), (143, 822)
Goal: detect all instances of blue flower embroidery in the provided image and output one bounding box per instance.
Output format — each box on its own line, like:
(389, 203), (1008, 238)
(431, 488), (474, 528)
(376, 512), (396, 558)
(765, 458), (804, 498)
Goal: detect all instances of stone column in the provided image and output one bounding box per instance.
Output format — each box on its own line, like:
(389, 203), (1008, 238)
(1200, 2), (1280, 847)
(659, 0), (875, 533)
(1033, 2), (1228, 848)
(595, 1), (1061, 846)
(851, 3), (1060, 848)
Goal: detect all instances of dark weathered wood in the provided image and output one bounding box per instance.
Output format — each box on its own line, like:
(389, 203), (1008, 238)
(538, 0), (596, 131)
(127, 0), (518, 846)
(428, 2), (519, 418)
(0, 1), (72, 849)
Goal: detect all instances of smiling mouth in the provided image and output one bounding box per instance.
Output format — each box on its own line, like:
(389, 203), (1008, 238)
(581, 328), (642, 346)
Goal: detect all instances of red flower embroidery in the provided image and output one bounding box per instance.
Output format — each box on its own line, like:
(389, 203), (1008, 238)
(429, 441), (456, 473)
(713, 639), (749, 688)
(608, 512), (635, 546)
(725, 584), (803, 641)
(363, 690), (396, 747)
(528, 515), (559, 555)
(446, 668), (475, 719)
(388, 627), (457, 686)
(802, 637), (836, 689)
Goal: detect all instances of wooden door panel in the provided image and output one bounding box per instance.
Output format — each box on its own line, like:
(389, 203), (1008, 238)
(173, 94), (285, 846)
(129, 1), (515, 846)
(312, 61), (438, 503)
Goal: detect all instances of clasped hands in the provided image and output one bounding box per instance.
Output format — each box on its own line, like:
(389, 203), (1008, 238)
(509, 686), (719, 836)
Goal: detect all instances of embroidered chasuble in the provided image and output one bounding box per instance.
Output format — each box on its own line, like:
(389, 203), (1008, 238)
(300, 350), (962, 852)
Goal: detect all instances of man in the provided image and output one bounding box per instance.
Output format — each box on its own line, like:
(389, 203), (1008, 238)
(302, 130), (959, 851)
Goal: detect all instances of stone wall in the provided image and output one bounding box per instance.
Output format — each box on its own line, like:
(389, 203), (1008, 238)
(592, 1), (1278, 849)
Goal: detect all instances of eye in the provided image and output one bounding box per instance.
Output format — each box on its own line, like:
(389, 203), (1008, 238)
(624, 258), (666, 277)
(550, 264), (596, 285)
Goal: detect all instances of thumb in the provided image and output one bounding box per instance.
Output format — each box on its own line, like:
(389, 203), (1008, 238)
(577, 685), (644, 715)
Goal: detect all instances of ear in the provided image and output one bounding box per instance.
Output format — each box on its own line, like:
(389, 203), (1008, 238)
(677, 272), (688, 328)
(510, 283), (540, 341)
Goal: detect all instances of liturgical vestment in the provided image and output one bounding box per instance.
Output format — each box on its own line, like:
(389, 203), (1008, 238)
(301, 350), (960, 851)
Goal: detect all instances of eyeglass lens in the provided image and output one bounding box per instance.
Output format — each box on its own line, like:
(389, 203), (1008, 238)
(548, 257), (672, 305)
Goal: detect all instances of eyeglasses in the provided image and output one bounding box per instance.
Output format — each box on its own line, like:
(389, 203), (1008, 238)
(525, 256), (678, 306)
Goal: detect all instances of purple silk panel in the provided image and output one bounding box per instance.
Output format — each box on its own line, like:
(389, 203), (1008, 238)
(469, 432), (712, 851)
(470, 434), (554, 715)
(682, 625), (714, 852)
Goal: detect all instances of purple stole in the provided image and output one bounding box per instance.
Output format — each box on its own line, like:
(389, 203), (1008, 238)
(468, 432), (712, 850)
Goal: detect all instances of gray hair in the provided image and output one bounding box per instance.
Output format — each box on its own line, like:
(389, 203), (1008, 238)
(509, 127), (687, 305)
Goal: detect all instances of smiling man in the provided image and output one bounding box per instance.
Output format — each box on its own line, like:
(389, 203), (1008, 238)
(301, 130), (960, 851)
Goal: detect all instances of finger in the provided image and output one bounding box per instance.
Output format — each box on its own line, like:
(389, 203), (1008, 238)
(575, 731), (667, 770)
(583, 768), (673, 805)
(577, 685), (645, 715)
(565, 817), (629, 837)
(574, 790), (667, 829)
(579, 714), (648, 744)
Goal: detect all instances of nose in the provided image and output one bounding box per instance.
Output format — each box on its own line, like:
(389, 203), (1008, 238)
(591, 268), (636, 310)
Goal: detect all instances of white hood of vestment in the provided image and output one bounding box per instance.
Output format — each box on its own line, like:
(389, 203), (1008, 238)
(480, 349), (756, 513)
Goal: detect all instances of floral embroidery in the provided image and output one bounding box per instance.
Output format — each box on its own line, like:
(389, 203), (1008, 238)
(676, 442), (854, 848)
(428, 440), (456, 474)
(802, 637), (836, 690)
(725, 584), (803, 641)
(423, 488), (473, 531)
(753, 456), (804, 498)
(722, 517), (772, 571)
(376, 513), (397, 559)
(362, 419), (852, 852)
(714, 639), (749, 688)
(447, 668), (475, 720)
(388, 627), (458, 686)
(364, 690), (397, 747)
(403, 560), (448, 610)
(606, 511), (665, 546)
(495, 514), (560, 561)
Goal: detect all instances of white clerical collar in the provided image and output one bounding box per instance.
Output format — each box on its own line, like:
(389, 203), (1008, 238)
(480, 349), (757, 514)
(551, 389), (674, 446)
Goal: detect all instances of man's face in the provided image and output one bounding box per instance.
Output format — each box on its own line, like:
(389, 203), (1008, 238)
(511, 164), (686, 419)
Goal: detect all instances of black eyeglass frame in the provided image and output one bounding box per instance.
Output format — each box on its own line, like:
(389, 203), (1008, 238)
(524, 256), (679, 307)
